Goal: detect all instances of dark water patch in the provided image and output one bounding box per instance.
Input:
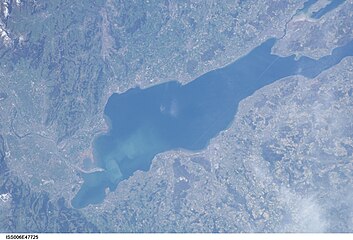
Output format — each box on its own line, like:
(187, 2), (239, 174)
(311, 0), (345, 19)
(226, 184), (246, 205)
(297, 0), (318, 14)
(191, 157), (211, 172)
(71, 38), (353, 208)
(173, 159), (191, 179)
(261, 141), (284, 164)
(0, 92), (7, 101)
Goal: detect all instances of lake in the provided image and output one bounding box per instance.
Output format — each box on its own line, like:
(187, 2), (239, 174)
(71, 38), (353, 208)
(311, 0), (345, 19)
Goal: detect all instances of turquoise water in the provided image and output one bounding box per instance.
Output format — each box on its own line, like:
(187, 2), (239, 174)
(71, 38), (353, 208)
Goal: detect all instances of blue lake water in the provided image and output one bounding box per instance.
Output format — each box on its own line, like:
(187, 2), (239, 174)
(71, 38), (353, 208)
(311, 0), (345, 19)
(298, 0), (318, 13)
(297, 0), (345, 19)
